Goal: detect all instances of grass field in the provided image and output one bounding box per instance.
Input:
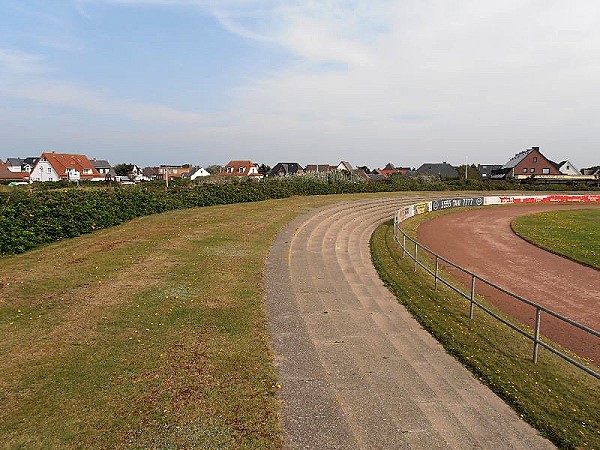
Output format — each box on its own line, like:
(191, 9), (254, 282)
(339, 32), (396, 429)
(511, 208), (600, 269)
(1, 193), (405, 448)
(370, 214), (600, 449)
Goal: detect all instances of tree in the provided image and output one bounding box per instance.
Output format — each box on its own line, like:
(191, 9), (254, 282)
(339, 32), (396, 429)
(455, 164), (480, 180)
(114, 163), (135, 176)
(258, 164), (271, 176)
(206, 165), (222, 175)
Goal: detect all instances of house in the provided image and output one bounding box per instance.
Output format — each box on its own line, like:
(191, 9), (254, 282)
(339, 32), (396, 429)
(413, 162), (459, 179)
(5, 157), (39, 173)
(553, 160), (580, 175)
(305, 164), (337, 173)
(30, 152), (101, 182)
(269, 163), (304, 177)
(220, 160), (262, 178)
(90, 158), (116, 178)
(491, 147), (561, 180)
(142, 167), (162, 180)
(478, 164), (502, 180)
(581, 166), (600, 176)
(159, 164), (192, 179)
(367, 173), (387, 181)
(305, 161), (355, 173)
(0, 160), (29, 181)
(337, 161), (353, 172)
(189, 167), (210, 180)
(124, 166), (146, 182)
(351, 168), (370, 180)
(377, 163), (411, 178)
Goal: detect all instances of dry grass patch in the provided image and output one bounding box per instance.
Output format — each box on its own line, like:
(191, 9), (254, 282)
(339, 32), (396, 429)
(0, 192), (407, 448)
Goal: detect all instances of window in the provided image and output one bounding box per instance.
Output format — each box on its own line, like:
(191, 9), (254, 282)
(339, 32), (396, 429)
(238, 167), (245, 173)
(83, 168), (92, 174)
(542, 168), (550, 174)
(227, 167), (233, 173)
(523, 168), (528, 173)
(533, 156), (538, 162)
(530, 168), (535, 173)
(47, 167), (52, 173)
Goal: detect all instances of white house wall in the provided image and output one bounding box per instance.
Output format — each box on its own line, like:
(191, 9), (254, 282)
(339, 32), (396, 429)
(31, 160), (60, 182)
(558, 161), (580, 175)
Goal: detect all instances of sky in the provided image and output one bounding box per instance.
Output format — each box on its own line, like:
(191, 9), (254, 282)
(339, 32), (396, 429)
(1, 0), (599, 169)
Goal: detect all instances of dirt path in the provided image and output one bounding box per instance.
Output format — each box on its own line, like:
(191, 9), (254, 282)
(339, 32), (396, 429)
(265, 196), (553, 449)
(418, 204), (600, 364)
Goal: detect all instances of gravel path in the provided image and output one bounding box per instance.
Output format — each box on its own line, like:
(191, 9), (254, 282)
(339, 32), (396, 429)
(264, 196), (553, 449)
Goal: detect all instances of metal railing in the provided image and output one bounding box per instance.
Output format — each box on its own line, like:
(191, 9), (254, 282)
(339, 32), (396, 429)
(393, 215), (600, 379)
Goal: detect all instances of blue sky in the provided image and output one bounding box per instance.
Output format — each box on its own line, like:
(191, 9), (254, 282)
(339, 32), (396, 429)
(1, 1), (599, 169)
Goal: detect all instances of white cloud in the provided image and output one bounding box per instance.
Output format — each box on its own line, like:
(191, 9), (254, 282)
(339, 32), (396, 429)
(7, 1), (600, 167)
(1, 78), (209, 124)
(0, 47), (210, 125)
(0, 49), (50, 74)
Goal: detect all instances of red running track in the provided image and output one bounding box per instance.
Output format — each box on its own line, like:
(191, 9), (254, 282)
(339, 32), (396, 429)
(417, 203), (600, 365)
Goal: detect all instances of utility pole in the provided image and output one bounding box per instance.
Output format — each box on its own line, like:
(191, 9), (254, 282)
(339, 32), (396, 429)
(465, 156), (468, 180)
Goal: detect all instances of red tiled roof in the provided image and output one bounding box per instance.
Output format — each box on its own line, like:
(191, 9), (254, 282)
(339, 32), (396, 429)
(41, 152), (101, 179)
(0, 164), (29, 181)
(221, 160), (259, 175)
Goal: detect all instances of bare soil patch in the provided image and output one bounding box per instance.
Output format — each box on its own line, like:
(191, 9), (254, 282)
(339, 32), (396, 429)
(418, 203), (600, 364)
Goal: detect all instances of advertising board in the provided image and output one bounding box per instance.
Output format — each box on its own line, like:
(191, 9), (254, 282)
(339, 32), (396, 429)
(430, 197), (484, 211)
(414, 202), (429, 215)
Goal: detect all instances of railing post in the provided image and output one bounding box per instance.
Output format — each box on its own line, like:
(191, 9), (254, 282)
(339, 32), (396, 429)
(414, 242), (418, 272)
(469, 275), (476, 319)
(533, 307), (541, 363)
(434, 256), (439, 290)
(402, 234), (406, 258)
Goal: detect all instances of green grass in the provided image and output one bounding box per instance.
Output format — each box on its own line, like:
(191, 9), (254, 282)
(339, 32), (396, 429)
(0, 192), (408, 449)
(371, 216), (600, 449)
(511, 208), (600, 269)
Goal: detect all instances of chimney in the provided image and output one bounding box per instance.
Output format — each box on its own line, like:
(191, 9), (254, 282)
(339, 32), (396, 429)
(532, 146), (539, 151)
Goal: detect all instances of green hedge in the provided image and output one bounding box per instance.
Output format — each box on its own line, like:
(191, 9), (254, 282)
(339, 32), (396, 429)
(0, 176), (595, 255)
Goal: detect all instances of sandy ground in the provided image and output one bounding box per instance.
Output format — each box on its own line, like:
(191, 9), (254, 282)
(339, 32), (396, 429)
(417, 203), (600, 365)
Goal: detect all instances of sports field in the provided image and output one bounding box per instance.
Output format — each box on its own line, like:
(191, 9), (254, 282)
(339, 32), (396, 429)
(511, 208), (600, 269)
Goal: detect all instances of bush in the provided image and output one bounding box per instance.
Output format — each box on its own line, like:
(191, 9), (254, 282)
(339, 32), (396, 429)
(0, 176), (597, 255)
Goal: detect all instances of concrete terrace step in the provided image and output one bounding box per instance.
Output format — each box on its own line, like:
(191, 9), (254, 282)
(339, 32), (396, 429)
(264, 196), (554, 449)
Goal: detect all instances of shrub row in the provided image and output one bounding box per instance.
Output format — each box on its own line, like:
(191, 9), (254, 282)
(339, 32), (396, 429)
(0, 175), (595, 255)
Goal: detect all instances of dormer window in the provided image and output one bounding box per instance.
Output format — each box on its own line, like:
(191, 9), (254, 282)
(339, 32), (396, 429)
(83, 168), (92, 174)
(238, 167), (245, 173)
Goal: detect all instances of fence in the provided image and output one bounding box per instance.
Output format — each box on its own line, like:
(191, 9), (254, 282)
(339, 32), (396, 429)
(392, 196), (600, 379)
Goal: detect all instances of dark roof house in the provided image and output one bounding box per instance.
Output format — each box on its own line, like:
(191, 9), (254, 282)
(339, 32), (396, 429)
(5, 157), (39, 173)
(91, 158), (116, 177)
(414, 162), (458, 179)
(269, 163), (304, 177)
(478, 164), (502, 180)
